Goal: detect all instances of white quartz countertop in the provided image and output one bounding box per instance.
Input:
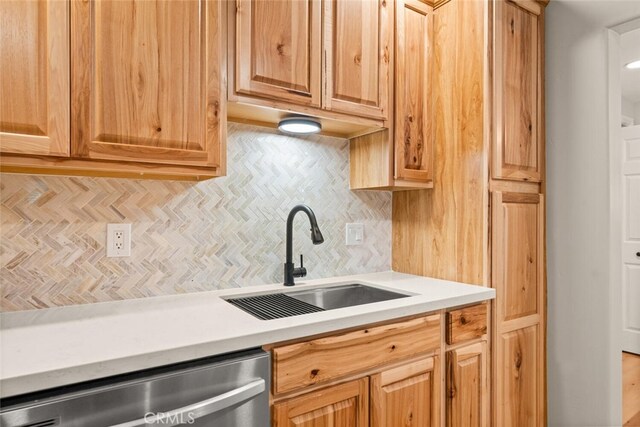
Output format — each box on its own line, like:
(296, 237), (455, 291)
(0, 271), (494, 398)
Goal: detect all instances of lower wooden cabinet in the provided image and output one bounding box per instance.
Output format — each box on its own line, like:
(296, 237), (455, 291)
(371, 356), (440, 426)
(273, 378), (369, 427)
(272, 314), (441, 394)
(270, 311), (490, 427)
(497, 325), (541, 426)
(446, 342), (488, 427)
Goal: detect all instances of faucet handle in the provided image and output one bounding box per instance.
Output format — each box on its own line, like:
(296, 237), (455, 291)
(293, 254), (307, 278)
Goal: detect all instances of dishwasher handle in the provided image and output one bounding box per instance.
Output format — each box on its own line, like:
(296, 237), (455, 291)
(110, 379), (266, 427)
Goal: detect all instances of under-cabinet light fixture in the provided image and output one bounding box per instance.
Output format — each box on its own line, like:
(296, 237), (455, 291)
(277, 117), (322, 135)
(625, 60), (640, 69)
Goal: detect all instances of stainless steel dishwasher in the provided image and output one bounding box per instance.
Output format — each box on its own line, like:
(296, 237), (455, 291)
(0, 349), (270, 427)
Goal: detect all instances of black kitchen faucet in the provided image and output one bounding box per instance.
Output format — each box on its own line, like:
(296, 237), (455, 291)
(283, 205), (324, 286)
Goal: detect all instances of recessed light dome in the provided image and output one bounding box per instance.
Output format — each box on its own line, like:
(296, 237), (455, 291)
(625, 60), (640, 69)
(277, 117), (322, 135)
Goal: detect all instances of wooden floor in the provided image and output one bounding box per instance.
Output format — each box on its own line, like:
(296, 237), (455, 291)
(624, 352), (640, 426)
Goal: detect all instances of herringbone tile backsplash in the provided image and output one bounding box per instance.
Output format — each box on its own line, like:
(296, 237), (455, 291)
(0, 124), (391, 312)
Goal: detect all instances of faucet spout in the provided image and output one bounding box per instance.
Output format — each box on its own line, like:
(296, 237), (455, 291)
(284, 205), (324, 286)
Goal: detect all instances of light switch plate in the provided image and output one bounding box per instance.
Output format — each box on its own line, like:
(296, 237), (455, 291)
(107, 224), (131, 257)
(345, 223), (364, 246)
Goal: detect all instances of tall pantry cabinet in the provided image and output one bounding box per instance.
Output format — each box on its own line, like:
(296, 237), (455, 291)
(392, 0), (548, 425)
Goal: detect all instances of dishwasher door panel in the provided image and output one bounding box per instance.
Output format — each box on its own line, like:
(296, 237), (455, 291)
(0, 349), (270, 427)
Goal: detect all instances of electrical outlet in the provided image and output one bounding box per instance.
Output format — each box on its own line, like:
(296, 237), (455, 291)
(107, 224), (131, 257)
(345, 223), (364, 246)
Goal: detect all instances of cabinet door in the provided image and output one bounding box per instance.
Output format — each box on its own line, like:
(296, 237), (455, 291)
(234, 0), (321, 107)
(273, 378), (369, 427)
(492, 191), (544, 426)
(323, 0), (391, 120)
(394, 0), (433, 184)
(371, 356), (440, 427)
(446, 342), (488, 427)
(492, 191), (544, 325)
(71, 0), (225, 169)
(0, 0), (70, 157)
(493, 0), (542, 182)
(498, 325), (541, 426)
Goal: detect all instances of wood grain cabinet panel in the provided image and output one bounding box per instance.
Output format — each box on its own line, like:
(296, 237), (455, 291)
(493, 0), (542, 182)
(323, 0), (391, 120)
(394, 0), (433, 184)
(446, 342), (488, 427)
(492, 192), (544, 323)
(273, 378), (369, 427)
(371, 356), (440, 427)
(446, 303), (488, 345)
(234, 0), (321, 107)
(492, 189), (545, 426)
(348, 0), (433, 190)
(0, 0), (70, 157)
(71, 0), (225, 169)
(273, 315), (441, 394)
(498, 325), (541, 426)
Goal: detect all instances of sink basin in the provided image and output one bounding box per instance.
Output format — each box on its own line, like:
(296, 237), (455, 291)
(225, 283), (412, 320)
(288, 283), (410, 310)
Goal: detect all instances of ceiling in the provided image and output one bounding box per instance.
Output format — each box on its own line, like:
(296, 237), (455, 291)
(550, 0), (640, 29)
(621, 28), (640, 103)
(547, 1), (640, 103)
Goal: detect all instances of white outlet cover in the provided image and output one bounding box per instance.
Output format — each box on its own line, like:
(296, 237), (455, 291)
(345, 223), (364, 246)
(107, 223), (132, 257)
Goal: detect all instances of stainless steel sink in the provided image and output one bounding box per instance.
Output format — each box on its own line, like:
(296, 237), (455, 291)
(225, 283), (412, 320)
(288, 283), (410, 310)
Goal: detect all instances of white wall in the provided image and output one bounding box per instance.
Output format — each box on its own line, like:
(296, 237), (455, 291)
(635, 100), (640, 124)
(545, 1), (640, 425)
(622, 96), (635, 123)
(623, 96), (634, 119)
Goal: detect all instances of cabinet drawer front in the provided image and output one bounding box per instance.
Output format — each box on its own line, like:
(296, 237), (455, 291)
(273, 314), (441, 394)
(446, 303), (487, 345)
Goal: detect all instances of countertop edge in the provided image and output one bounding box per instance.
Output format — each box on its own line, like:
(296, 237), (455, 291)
(0, 272), (495, 399)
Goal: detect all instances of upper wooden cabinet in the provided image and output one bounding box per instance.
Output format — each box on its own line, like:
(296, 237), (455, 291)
(349, 0), (433, 190)
(323, 0), (391, 120)
(1, 0), (226, 180)
(233, 0), (321, 107)
(228, 0), (391, 133)
(493, 0), (542, 182)
(0, 0), (70, 157)
(71, 0), (225, 170)
(394, 0), (433, 184)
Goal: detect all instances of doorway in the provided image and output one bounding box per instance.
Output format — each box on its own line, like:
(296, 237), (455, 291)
(612, 21), (640, 427)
